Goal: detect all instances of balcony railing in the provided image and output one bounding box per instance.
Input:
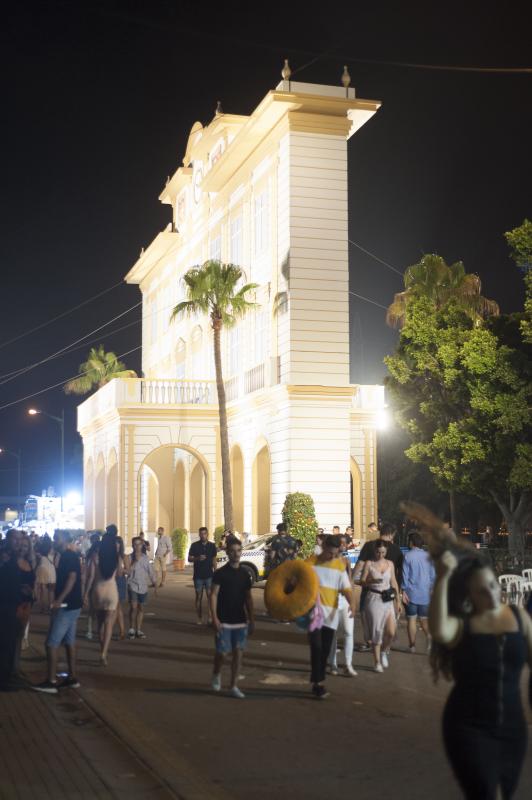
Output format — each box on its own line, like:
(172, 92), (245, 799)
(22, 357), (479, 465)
(140, 379), (215, 405)
(245, 362), (265, 394)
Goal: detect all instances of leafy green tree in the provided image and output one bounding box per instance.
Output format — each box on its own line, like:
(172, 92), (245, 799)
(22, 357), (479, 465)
(505, 218), (532, 344)
(171, 260), (257, 532)
(385, 297), (532, 558)
(64, 345), (137, 395)
(281, 492), (319, 559)
(386, 253), (499, 329)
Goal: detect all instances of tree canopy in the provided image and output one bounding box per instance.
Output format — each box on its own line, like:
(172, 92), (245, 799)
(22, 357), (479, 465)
(64, 345), (137, 395)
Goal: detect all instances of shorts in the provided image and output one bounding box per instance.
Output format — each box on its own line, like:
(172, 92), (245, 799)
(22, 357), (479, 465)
(194, 577), (213, 593)
(47, 608), (81, 648)
(406, 602), (429, 618)
(154, 555), (168, 571)
(215, 625), (248, 654)
(128, 589), (148, 605)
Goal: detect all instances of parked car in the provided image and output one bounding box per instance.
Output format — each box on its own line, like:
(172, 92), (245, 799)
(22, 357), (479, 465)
(216, 534), (274, 583)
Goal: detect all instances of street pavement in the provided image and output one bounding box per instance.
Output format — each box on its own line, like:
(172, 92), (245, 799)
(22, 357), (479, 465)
(11, 568), (532, 800)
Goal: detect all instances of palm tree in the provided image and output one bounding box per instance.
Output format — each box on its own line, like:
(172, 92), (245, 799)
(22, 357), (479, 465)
(64, 345), (137, 395)
(171, 260), (258, 532)
(386, 254), (499, 329)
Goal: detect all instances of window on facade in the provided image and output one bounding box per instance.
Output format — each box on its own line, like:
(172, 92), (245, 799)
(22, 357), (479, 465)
(254, 190), (269, 256)
(228, 326), (240, 376)
(254, 310), (268, 365)
(210, 235), (221, 262)
(191, 326), (203, 378)
(175, 338), (186, 380)
(230, 216), (243, 265)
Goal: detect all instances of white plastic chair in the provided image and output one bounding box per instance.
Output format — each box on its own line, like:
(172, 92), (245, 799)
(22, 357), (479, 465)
(499, 574), (524, 587)
(522, 569), (532, 581)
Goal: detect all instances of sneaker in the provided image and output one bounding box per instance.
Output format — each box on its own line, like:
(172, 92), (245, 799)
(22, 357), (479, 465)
(358, 643), (371, 652)
(21, 638), (29, 651)
(328, 666), (339, 676)
(409, 645), (416, 654)
(312, 684), (330, 699)
(32, 680), (59, 695)
(211, 673), (221, 692)
(374, 664), (384, 674)
(344, 665), (358, 677)
(381, 652), (389, 669)
(60, 676), (81, 689)
(135, 630), (146, 639)
(127, 628), (136, 640)
(229, 686), (245, 699)
(85, 631), (93, 641)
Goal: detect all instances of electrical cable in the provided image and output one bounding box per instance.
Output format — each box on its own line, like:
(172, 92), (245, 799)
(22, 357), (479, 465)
(0, 302), (142, 387)
(348, 290), (388, 311)
(0, 279), (125, 352)
(0, 345), (142, 413)
(348, 239), (403, 277)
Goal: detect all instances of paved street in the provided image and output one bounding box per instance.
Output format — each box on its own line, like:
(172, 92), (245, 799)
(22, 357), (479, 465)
(8, 569), (532, 800)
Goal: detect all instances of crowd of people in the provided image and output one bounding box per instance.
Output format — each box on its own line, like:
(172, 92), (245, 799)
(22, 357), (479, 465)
(1, 517), (532, 799)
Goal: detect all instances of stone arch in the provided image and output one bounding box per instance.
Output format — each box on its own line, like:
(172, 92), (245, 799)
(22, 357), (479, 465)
(230, 444), (244, 533)
(137, 443), (211, 536)
(106, 448), (118, 527)
(84, 457), (94, 530)
(252, 437), (271, 535)
(94, 453), (106, 530)
(350, 457), (363, 537)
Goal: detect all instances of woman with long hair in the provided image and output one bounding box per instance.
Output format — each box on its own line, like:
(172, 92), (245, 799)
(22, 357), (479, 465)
(114, 536), (128, 640)
(430, 550), (532, 799)
(83, 525), (120, 665)
(34, 535), (56, 613)
(360, 539), (401, 672)
(127, 536), (156, 639)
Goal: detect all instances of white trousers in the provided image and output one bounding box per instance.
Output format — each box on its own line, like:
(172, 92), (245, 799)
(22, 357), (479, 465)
(328, 597), (354, 668)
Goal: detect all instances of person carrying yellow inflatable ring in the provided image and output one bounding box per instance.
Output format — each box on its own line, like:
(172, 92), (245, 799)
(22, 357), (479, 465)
(265, 534), (356, 699)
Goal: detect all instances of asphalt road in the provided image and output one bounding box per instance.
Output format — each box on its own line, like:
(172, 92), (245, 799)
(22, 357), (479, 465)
(27, 570), (532, 800)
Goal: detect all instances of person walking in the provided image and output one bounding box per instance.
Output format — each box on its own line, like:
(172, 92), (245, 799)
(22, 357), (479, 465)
(83, 532), (101, 640)
(154, 526), (172, 588)
(32, 530), (82, 693)
(34, 535), (56, 613)
(402, 531), (435, 653)
(83, 525), (120, 665)
(328, 534), (357, 677)
(209, 539), (254, 699)
(114, 535), (128, 640)
(188, 527), (217, 625)
(0, 530), (35, 691)
(430, 550), (532, 799)
(127, 536), (156, 639)
(308, 534), (355, 698)
(360, 539), (401, 672)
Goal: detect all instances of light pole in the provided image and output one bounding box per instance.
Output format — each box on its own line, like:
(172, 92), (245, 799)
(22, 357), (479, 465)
(28, 408), (65, 510)
(0, 447), (22, 496)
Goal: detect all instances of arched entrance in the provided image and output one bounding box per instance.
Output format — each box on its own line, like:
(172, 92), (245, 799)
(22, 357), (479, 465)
(106, 448), (118, 526)
(350, 457), (363, 537)
(252, 441), (271, 535)
(138, 444), (210, 537)
(84, 457), (94, 530)
(94, 454), (106, 530)
(230, 445), (244, 533)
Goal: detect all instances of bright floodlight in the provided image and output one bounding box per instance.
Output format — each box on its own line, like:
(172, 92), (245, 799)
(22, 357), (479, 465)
(376, 407), (390, 431)
(65, 490), (81, 507)
(28, 408), (39, 415)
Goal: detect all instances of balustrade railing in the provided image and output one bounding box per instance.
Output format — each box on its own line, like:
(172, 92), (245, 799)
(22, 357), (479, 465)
(140, 379), (215, 405)
(245, 362), (265, 394)
(224, 375), (240, 403)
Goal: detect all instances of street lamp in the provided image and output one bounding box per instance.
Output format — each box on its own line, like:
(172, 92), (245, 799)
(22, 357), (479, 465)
(28, 408), (65, 510)
(0, 447), (22, 496)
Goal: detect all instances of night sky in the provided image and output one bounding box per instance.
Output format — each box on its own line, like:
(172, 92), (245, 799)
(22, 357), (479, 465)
(1, 1), (531, 498)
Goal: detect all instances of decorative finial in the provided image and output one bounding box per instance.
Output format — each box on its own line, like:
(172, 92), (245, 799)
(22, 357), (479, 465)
(140, 247), (145, 257)
(281, 59), (291, 81)
(215, 100), (223, 116)
(165, 175), (170, 186)
(341, 65), (351, 88)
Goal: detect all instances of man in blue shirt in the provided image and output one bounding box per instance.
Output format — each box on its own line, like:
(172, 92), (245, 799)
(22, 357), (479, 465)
(401, 531), (435, 653)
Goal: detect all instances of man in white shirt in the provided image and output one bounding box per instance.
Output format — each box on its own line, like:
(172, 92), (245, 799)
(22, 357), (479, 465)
(154, 527), (172, 588)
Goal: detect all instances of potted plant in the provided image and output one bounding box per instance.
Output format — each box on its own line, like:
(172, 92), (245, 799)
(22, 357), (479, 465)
(171, 528), (188, 570)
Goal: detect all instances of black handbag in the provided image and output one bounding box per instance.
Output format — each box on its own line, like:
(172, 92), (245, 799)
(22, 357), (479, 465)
(380, 588), (397, 603)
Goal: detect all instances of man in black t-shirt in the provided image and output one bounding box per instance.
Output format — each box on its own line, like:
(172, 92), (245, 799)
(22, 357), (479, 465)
(188, 527), (217, 625)
(209, 539), (254, 699)
(33, 530), (82, 694)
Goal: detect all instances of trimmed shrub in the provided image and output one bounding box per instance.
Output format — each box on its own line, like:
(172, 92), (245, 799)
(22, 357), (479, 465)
(281, 492), (319, 559)
(171, 528), (188, 559)
(214, 525), (225, 547)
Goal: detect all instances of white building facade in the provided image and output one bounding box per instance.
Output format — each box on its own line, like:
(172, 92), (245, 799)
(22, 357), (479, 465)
(78, 78), (384, 543)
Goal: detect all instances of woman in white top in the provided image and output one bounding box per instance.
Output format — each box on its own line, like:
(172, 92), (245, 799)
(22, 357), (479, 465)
(361, 539), (401, 672)
(84, 527), (121, 665)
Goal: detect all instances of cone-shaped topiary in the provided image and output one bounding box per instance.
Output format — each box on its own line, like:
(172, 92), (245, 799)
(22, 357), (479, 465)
(281, 492), (319, 559)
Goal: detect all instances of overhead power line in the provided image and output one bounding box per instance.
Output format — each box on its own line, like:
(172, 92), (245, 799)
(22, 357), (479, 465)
(349, 291), (388, 311)
(0, 279), (126, 352)
(0, 345), (142, 413)
(348, 239), (403, 277)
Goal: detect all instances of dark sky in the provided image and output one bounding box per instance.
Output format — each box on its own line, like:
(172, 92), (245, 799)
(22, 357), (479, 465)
(1, 0), (531, 498)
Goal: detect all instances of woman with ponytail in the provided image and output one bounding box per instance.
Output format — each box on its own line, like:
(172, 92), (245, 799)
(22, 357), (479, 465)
(83, 524), (121, 665)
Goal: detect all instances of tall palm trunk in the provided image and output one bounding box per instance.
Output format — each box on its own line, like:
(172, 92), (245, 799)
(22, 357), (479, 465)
(212, 318), (234, 531)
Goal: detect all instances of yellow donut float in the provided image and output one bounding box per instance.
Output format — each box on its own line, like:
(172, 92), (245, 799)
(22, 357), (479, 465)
(264, 559), (319, 621)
